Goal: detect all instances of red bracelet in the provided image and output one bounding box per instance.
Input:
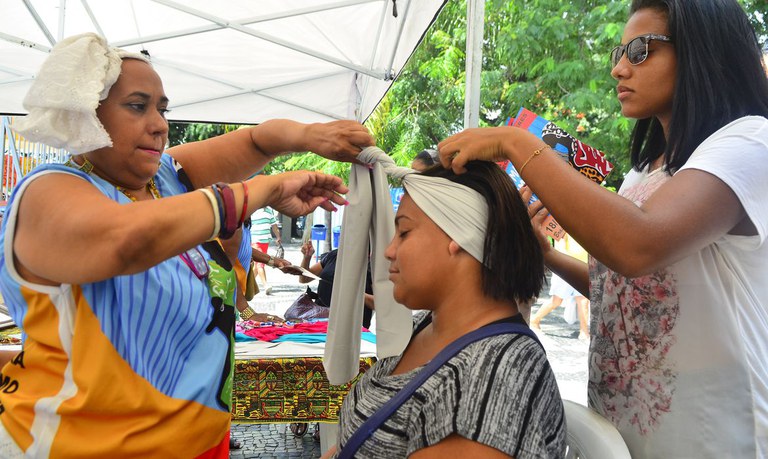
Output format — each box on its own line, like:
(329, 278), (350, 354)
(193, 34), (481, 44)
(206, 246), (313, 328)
(215, 182), (238, 239)
(237, 181), (249, 229)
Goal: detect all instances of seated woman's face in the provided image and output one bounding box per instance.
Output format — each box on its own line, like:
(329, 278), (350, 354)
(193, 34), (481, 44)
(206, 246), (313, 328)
(384, 195), (453, 309)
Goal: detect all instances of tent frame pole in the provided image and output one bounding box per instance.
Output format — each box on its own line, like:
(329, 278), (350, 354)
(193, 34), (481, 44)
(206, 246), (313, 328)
(463, 0), (484, 129)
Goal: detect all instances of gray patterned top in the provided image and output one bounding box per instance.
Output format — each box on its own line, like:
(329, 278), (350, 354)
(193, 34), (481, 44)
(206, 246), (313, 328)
(335, 312), (566, 458)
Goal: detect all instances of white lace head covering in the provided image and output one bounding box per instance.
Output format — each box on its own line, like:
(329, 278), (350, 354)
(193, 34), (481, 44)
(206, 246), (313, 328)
(12, 32), (150, 154)
(357, 146), (489, 265)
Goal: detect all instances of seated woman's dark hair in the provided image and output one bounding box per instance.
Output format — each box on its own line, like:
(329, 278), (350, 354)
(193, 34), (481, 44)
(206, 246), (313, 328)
(629, 0), (768, 173)
(413, 149), (437, 167)
(420, 161), (545, 304)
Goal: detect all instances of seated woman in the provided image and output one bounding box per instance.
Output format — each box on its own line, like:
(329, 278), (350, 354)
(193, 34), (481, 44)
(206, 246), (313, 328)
(329, 161), (565, 458)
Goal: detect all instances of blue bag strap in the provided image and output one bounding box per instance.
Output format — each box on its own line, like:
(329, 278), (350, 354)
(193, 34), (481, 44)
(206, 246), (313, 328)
(337, 322), (541, 458)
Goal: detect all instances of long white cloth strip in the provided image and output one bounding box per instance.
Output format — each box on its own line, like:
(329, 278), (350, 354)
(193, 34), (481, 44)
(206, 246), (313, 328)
(12, 32), (148, 154)
(323, 146), (490, 383)
(401, 173), (489, 265)
(323, 147), (413, 384)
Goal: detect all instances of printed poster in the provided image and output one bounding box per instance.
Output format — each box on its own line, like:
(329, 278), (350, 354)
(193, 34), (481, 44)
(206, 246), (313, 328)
(498, 108), (614, 240)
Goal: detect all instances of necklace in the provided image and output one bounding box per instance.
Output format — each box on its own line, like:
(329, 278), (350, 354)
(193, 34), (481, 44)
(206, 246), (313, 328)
(116, 179), (161, 201)
(64, 156), (161, 201)
(63, 156), (93, 174)
(63, 155), (206, 279)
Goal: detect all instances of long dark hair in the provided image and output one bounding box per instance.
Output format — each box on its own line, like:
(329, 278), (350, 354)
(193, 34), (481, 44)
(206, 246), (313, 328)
(420, 162), (545, 304)
(629, 0), (768, 172)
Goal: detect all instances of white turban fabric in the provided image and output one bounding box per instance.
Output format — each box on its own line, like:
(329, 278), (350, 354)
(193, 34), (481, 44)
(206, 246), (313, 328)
(323, 146), (489, 384)
(401, 171), (488, 265)
(12, 32), (150, 154)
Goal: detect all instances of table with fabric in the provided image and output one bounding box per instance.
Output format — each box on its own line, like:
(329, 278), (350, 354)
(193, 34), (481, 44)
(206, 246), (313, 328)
(231, 339), (377, 424)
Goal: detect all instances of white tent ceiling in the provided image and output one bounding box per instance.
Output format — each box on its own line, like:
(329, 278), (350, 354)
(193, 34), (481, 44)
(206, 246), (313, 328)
(0, 0), (446, 124)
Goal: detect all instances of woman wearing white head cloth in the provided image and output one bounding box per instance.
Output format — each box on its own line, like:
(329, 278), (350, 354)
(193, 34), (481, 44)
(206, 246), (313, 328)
(327, 162), (565, 458)
(0, 33), (372, 457)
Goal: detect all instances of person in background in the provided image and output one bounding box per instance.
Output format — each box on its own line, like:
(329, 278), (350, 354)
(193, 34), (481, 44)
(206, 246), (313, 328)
(250, 206), (281, 295)
(325, 161), (564, 458)
(0, 32), (372, 458)
(410, 149), (438, 172)
(763, 42), (768, 75)
(299, 241), (375, 329)
(219, 224), (293, 321)
(530, 234), (590, 340)
(438, 0), (768, 455)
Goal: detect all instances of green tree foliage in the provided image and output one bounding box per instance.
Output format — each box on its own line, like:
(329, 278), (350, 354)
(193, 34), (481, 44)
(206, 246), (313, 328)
(168, 0), (766, 188)
(366, 0), (766, 188)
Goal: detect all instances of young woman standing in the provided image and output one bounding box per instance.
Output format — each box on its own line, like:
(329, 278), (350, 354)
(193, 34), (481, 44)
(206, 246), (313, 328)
(439, 0), (768, 455)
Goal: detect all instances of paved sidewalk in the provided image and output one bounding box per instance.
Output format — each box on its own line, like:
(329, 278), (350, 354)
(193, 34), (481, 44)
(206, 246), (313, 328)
(229, 423), (320, 459)
(230, 241), (588, 458)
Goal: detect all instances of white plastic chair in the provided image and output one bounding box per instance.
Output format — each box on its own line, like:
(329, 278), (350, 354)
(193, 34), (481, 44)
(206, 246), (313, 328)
(563, 400), (632, 459)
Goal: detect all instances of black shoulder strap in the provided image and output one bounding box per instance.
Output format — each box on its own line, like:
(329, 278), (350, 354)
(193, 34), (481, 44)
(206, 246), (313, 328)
(337, 322), (541, 458)
(173, 160), (232, 270)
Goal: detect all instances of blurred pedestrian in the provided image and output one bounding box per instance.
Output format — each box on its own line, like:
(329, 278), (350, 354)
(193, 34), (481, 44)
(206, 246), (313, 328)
(250, 206), (281, 294)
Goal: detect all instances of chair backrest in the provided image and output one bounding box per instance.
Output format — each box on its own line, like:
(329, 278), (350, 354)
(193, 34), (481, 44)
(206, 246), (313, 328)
(563, 400), (632, 459)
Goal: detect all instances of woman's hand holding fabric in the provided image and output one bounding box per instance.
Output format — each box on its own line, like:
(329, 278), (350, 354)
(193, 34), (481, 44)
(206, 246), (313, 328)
(272, 257), (292, 269)
(437, 126), (546, 175)
(437, 126), (516, 173)
(280, 265), (304, 276)
(264, 170), (349, 217)
(305, 120), (375, 164)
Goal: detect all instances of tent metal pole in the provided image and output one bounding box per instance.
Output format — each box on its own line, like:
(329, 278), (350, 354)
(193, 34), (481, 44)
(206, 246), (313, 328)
(118, 0), (378, 48)
(0, 32), (51, 52)
(357, 0), (391, 121)
(58, 0), (67, 41)
(21, 0), (57, 46)
(80, 0), (106, 38)
(114, 1), (369, 47)
(152, 0), (386, 80)
(384, 0), (414, 79)
(463, 0), (485, 129)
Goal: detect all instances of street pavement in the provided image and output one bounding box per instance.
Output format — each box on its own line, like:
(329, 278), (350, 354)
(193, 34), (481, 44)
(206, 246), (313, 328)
(230, 241), (588, 458)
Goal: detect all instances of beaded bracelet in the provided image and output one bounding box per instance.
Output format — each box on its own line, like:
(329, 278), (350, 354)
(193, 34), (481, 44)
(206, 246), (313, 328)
(198, 188), (220, 241)
(215, 182), (238, 239)
(237, 181), (249, 229)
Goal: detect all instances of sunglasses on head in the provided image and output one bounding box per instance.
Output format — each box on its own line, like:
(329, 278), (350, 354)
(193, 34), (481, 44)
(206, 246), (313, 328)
(179, 247), (210, 280)
(611, 34), (673, 67)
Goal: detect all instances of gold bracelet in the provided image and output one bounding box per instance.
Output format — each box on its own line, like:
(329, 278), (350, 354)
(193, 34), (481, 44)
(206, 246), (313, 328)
(518, 146), (549, 176)
(239, 306), (255, 321)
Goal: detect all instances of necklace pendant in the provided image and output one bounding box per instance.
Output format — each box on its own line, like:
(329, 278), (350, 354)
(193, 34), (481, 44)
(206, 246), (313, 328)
(64, 156), (94, 174)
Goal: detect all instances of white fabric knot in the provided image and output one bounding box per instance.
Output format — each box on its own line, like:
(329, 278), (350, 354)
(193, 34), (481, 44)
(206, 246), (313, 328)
(358, 146), (414, 180)
(12, 32), (149, 154)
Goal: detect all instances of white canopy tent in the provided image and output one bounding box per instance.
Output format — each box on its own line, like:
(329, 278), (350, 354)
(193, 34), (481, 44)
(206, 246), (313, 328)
(0, 0), (446, 124)
(0, 1), (494, 379)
